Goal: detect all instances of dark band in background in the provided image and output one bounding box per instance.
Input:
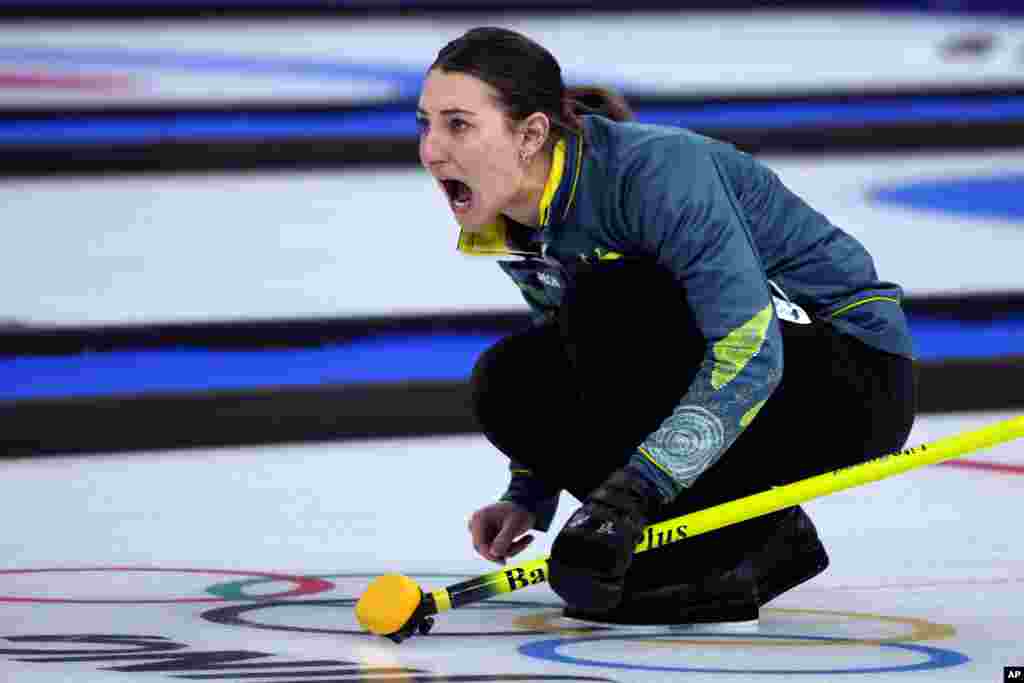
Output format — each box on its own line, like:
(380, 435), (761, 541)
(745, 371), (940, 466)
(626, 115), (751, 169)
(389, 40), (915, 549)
(7, 124), (1024, 178)
(0, 0), (1017, 20)
(2, 359), (1021, 457)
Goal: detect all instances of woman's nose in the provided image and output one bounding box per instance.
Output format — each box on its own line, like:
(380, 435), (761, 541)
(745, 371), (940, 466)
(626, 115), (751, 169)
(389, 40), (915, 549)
(419, 129), (445, 167)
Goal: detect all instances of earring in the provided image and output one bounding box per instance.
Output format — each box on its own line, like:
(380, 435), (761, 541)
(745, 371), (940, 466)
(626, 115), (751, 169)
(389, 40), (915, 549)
(520, 149), (530, 164)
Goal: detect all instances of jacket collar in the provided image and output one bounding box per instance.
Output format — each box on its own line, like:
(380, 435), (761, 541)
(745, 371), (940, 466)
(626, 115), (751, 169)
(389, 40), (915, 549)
(456, 132), (582, 257)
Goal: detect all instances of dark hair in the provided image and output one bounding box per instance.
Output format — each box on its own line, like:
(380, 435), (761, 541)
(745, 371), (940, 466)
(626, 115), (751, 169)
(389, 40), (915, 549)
(430, 27), (633, 148)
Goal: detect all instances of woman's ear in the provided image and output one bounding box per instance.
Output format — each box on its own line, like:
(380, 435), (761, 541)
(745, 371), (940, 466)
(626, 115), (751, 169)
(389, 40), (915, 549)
(521, 112), (551, 157)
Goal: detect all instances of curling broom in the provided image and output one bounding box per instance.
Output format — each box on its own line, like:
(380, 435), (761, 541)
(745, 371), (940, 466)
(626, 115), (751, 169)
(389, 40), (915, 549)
(356, 414), (1024, 643)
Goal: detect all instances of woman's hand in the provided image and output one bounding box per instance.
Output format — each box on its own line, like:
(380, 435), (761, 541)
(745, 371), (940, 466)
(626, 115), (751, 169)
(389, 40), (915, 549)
(468, 501), (537, 564)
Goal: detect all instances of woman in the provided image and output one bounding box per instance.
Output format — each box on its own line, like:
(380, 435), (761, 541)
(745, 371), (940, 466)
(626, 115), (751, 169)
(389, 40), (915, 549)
(416, 27), (916, 625)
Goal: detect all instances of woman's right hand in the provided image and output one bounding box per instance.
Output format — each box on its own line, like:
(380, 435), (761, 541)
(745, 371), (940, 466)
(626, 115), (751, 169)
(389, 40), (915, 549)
(468, 501), (537, 564)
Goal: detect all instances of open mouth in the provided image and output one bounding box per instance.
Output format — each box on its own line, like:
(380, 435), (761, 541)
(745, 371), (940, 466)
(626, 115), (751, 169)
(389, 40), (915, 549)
(441, 179), (473, 213)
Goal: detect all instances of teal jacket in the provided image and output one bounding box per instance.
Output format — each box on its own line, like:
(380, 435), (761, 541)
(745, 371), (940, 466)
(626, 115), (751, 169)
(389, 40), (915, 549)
(458, 115), (914, 530)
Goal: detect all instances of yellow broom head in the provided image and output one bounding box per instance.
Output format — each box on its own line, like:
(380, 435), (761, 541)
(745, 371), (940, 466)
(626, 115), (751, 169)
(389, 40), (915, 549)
(355, 574), (423, 636)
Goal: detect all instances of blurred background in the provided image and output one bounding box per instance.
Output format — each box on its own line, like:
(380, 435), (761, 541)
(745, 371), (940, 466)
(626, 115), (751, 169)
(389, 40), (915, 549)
(0, 0), (1021, 456)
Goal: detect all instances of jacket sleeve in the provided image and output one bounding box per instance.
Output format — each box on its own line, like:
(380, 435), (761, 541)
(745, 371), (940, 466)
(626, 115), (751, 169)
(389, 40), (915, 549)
(616, 138), (784, 502)
(499, 460), (561, 532)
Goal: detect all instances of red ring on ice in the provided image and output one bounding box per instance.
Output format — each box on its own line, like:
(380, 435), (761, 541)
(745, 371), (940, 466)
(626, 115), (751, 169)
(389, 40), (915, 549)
(0, 566), (334, 604)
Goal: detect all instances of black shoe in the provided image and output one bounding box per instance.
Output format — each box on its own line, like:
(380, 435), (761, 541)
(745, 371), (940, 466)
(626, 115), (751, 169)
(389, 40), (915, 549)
(560, 506), (828, 626)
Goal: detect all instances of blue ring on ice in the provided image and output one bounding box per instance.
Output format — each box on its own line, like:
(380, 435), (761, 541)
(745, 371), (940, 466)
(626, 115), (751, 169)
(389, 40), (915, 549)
(518, 632), (969, 674)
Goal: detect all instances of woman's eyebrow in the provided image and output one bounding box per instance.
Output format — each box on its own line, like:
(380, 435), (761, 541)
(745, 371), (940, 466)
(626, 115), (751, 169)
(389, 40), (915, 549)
(416, 107), (477, 117)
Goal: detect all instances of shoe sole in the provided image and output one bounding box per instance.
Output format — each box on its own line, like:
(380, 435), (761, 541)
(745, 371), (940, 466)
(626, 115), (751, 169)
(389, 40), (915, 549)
(560, 613), (760, 631)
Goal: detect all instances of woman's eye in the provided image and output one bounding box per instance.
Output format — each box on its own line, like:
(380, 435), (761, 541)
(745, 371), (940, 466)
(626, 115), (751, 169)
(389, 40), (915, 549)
(449, 118), (468, 133)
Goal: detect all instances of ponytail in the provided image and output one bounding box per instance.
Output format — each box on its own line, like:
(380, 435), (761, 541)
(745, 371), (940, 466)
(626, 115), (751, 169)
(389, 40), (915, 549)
(562, 86), (635, 128)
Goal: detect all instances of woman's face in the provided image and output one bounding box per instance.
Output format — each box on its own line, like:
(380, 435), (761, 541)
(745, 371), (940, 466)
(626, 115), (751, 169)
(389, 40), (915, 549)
(417, 69), (534, 232)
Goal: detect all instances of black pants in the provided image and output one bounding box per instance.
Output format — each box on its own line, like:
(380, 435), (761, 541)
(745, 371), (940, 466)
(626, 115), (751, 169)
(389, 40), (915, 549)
(470, 261), (916, 586)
